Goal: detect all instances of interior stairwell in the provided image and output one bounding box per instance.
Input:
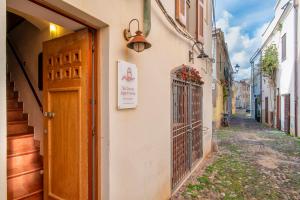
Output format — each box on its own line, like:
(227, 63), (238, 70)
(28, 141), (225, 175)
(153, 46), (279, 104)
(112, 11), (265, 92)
(7, 74), (43, 200)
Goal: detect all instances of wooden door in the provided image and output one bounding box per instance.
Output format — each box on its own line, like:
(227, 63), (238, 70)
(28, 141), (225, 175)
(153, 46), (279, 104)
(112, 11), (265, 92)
(284, 94), (290, 133)
(277, 95), (281, 129)
(265, 97), (268, 124)
(43, 29), (92, 200)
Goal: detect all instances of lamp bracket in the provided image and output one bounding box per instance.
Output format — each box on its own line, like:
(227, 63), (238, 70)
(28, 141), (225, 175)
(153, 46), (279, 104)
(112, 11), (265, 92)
(189, 51), (194, 63)
(124, 18), (140, 41)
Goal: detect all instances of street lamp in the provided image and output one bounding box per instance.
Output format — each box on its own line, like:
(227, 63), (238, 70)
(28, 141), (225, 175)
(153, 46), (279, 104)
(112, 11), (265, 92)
(234, 64), (240, 74)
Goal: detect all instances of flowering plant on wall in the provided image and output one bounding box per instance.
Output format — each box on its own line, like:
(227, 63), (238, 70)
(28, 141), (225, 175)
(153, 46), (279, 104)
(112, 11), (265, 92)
(175, 65), (204, 85)
(220, 80), (229, 87)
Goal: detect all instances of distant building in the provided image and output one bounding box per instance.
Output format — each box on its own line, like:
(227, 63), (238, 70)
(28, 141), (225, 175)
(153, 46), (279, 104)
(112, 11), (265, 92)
(250, 49), (262, 122)
(212, 28), (234, 129)
(235, 80), (250, 110)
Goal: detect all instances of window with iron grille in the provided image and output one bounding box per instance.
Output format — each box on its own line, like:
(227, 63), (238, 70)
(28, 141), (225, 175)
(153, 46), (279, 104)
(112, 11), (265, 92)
(171, 66), (204, 189)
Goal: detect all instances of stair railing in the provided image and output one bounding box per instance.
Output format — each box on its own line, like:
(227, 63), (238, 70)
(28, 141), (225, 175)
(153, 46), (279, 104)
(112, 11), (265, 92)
(7, 38), (43, 112)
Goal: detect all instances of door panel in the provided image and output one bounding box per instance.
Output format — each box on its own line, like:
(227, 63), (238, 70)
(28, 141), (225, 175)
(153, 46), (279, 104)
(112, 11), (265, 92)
(265, 97), (268, 124)
(49, 90), (80, 199)
(277, 95), (281, 129)
(284, 94), (290, 133)
(43, 30), (92, 200)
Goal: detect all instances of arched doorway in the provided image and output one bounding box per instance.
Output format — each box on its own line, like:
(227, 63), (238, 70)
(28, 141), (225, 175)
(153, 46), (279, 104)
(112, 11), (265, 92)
(171, 65), (204, 189)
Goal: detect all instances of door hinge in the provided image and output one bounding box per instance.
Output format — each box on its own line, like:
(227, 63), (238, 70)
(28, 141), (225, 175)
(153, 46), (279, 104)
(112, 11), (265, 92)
(90, 99), (96, 104)
(92, 128), (96, 137)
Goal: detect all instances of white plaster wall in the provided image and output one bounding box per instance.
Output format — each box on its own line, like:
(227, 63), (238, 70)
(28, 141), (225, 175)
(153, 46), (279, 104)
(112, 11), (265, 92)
(54, 0), (214, 199)
(297, 1), (300, 136)
(0, 1), (7, 199)
(279, 9), (296, 133)
(261, 6), (296, 133)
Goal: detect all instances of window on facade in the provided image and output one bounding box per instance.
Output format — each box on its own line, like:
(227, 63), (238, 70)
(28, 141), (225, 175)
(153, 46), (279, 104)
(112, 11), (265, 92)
(196, 0), (204, 43)
(176, 0), (206, 44)
(176, 0), (187, 26)
(282, 33), (286, 61)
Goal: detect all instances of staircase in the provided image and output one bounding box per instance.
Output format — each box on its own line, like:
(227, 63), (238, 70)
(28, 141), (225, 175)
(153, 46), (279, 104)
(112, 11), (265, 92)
(7, 76), (43, 200)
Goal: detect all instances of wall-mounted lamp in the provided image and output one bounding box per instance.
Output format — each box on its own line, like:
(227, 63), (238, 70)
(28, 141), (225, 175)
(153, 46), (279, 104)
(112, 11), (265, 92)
(124, 19), (151, 53)
(49, 23), (58, 38)
(189, 42), (209, 63)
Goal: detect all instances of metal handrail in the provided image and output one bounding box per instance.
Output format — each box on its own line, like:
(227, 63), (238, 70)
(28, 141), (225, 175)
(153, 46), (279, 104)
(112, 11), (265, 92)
(7, 39), (43, 112)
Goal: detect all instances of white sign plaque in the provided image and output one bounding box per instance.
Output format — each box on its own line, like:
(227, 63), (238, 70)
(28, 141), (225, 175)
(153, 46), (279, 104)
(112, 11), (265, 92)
(118, 60), (138, 109)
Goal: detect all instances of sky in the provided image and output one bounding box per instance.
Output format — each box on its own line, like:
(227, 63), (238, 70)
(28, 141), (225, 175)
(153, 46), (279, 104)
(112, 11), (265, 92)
(215, 0), (277, 80)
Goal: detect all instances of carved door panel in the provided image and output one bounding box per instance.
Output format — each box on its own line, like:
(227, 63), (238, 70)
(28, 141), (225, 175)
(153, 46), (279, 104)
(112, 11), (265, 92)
(43, 29), (92, 200)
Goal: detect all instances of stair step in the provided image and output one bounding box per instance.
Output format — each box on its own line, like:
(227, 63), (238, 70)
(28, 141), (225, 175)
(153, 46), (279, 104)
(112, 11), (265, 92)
(13, 190), (43, 200)
(7, 110), (27, 122)
(7, 170), (43, 200)
(7, 91), (18, 99)
(7, 133), (36, 155)
(8, 121), (33, 135)
(7, 150), (41, 171)
(8, 166), (43, 179)
(7, 98), (20, 106)
(6, 84), (15, 93)
(7, 107), (23, 112)
(6, 79), (43, 200)
(7, 102), (23, 110)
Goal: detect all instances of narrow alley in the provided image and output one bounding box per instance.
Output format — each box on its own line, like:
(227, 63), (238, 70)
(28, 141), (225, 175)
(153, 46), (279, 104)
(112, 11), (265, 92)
(173, 111), (300, 200)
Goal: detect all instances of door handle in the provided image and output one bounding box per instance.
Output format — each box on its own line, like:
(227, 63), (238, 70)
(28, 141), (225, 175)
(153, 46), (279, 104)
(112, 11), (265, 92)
(44, 112), (55, 119)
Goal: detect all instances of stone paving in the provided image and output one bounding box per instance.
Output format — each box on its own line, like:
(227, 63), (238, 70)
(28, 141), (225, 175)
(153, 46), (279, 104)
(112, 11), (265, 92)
(172, 112), (300, 200)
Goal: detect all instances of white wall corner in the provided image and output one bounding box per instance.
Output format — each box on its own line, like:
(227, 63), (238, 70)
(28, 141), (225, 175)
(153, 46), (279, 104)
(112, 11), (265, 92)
(0, 0), (7, 199)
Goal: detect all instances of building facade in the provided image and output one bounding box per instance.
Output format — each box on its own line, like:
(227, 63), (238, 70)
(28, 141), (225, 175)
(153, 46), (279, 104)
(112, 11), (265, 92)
(260, 0), (297, 134)
(235, 80), (250, 110)
(250, 49), (262, 122)
(0, 0), (215, 199)
(212, 28), (233, 129)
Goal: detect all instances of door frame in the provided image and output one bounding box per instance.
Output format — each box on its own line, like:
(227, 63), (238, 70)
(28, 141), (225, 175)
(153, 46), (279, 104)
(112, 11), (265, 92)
(27, 1), (100, 199)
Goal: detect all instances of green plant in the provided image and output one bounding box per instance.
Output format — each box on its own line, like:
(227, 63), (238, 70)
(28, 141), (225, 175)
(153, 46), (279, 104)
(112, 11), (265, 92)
(261, 44), (279, 127)
(261, 45), (279, 84)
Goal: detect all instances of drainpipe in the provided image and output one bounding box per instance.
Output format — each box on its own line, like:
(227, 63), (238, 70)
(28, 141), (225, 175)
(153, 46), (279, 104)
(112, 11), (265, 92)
(144, 0), (151, 37)
(294, 0), (298, 136)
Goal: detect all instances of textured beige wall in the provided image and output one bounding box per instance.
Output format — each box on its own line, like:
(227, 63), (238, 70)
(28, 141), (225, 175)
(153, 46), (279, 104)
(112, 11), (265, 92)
(0, 1), (7, 199)
(5, 0), (213, 199)
(214, 82), (224, 129)
(56, 0), (214, 199)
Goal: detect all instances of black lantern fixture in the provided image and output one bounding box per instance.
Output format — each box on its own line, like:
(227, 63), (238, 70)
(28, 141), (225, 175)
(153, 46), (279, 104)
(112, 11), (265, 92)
(189, 42), (209, 63)
(124, 19), (151, 53)
(197, 49), (209, 59)
(234, 64), (240, 73)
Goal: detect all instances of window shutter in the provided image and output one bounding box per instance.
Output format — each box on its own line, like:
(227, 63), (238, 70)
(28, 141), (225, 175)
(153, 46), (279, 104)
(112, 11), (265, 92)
(176, 0), (187, 27)
(197, 0), (204, 43)
(205, 0), (210, 24)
